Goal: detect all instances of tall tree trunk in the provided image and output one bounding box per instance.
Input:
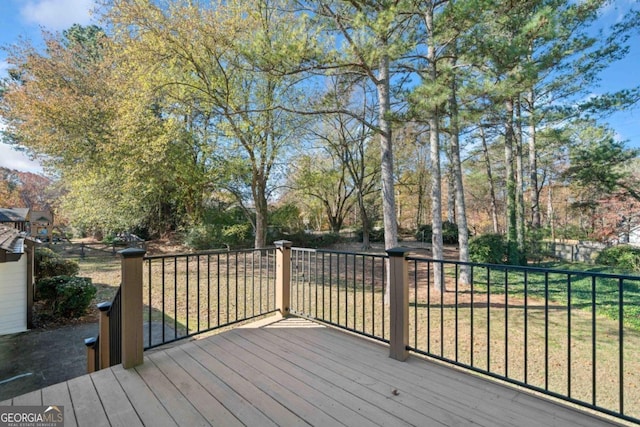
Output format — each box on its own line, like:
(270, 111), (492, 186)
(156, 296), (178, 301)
(480, 126), (499, 233)
(447, 165), (455, 223)
(378, 54), (398, 251)
(254, 179), (268, 248)
(378, 50), (398, 304)
(449, 66), (470, 284)
(515, 97), (526, 251)
(425, 6), (443, 291)
(504, 98), (518, 262)
(527, 88), (541, 229)
(358, 190), (371, 249)
(547, 183), (555, 240)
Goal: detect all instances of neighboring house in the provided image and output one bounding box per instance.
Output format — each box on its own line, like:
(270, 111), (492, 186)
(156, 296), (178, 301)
(0, 207), (54, 242)
(30, 210), (54, 242)
(0, 207), (30, 232)
(0, 226), (36, 335)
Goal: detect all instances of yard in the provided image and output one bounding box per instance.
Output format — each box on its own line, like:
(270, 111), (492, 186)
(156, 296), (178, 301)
(62, 242), (640, 422)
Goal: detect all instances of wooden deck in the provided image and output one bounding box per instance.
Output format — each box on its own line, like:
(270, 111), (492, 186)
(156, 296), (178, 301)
(0, 317), (624, 426)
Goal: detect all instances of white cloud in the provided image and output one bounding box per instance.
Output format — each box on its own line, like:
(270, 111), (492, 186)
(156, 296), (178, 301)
(0, 60), (9, 75)
(0, 122), (43, 173)
(0, 143), (43, 173)
(20, 0), (96, 31)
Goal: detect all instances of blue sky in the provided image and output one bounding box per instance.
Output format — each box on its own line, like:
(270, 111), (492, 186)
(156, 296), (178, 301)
(0, 0), (639, 173)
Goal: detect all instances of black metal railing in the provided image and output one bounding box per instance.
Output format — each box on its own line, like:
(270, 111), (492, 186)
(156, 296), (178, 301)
(290, 248), (389, 343)
(107, 287), (122, 366)
(143, 248), (277, 349)
(405, 256), (640, 424)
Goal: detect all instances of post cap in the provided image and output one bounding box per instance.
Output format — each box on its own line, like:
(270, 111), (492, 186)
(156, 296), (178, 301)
(84, 336), (97, 347)
(97, 301), (112, 312)
(386, 247), (411, 257)
(117, 247), (147, 258)
(274, 240), (293, 249)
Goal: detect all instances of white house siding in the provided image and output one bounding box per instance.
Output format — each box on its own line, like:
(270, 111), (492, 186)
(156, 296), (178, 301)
(0, 256), (27, 335)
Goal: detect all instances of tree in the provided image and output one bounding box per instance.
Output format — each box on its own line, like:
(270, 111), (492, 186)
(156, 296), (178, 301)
(306, 0), (418, 252)
(292, 152), (356, 234)
(108, 0), (316, 247)
(307, 78), (381, 246)
(564, 121), (640, 202)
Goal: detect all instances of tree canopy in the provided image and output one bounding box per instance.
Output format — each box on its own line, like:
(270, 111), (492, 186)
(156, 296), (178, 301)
(0, 0), (638, 252)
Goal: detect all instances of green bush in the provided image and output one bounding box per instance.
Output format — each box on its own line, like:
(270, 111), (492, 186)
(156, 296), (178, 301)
(184, 225), (221, 250)
(355, 228), (385, 243)
(221, 223), (253, 247)
(469, 234), (526, 265)
(36, 276), (96, 318)
(442, 221), (459, 244)
(469, 234), (506, 264)
(415, 222), (459, 244)
(595, 245), (640, 272)
(35, 247), (79, 279)
(415, 224), (433, 242)
(184, 223), (254, 250)
(273, 231), (341, 248)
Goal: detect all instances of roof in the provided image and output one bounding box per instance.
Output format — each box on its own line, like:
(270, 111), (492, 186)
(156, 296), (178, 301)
(0, 226), (26, 262)
(0, 208), (30, 223)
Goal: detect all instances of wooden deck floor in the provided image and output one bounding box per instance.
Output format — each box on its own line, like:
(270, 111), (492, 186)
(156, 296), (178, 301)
(0, 317), (625, 426)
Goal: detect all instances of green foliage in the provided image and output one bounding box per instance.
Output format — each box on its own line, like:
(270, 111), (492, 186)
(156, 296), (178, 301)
(35, 247), (79, 279)
(36, 276), (96, 318)
(442, 221), (459, 245)
(595, 245), (640, 272)
(269, 203), (302, 232)
(469, 234), (506, 264)
(469, 234), (527, 265)
(279, 232), (341, 248)
(415, 222), (459, 244)
(357, 228), (385, 243)
(415, 224), (432, 242)
(184, 223), (253, 250)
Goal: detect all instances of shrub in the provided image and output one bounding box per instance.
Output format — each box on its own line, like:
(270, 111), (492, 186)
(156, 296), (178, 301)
(274, 231), (341, 248)
(36, 276), (96, 318)
(221, 223), (253, 247)
(470, 234), (527, 265)
(415, 222), (460, 244)
(35, 247), (79, 279)
(184, 223), (254, 250)
(442, 221), (459, 244)
(415, 224), (433, 242)
(595, 245), (640, 272)
(469, 234), (506, 264)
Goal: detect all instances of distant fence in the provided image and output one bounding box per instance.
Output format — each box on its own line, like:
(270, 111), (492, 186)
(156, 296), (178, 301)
(46, 241), (146, 258)
(540, 240), (606, 263)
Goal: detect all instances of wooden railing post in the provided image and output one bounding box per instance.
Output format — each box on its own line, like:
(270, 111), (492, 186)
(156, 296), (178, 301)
(97, 302), (111, 369)
(386, 247), (410, 361)
(119, 248), (146, 369)
(274, 240), (292, 318)
(84, 337), (97, 373)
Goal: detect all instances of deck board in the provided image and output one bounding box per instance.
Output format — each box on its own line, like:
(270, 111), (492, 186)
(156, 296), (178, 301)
(90, 368), (143, 427)
(67, 374), (109, 427)
(1, 317), (625, 427)
(41, 382), (78, 427)
(226, 329), (413, 427)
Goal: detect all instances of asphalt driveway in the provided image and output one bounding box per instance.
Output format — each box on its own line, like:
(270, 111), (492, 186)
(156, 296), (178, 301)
(0, 322), (98, 401)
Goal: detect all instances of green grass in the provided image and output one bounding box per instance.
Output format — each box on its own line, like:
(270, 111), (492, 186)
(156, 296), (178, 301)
(461, 261), (640, 330)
